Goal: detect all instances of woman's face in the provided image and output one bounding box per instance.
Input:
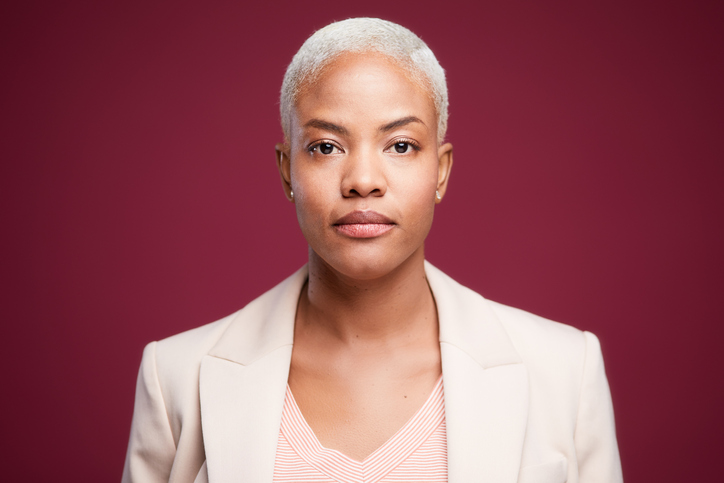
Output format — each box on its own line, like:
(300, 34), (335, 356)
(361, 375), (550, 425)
(278, 52), (453, 281)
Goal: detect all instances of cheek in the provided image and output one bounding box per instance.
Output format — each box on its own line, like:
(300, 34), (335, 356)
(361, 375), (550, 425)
(294, 190), (323, 224)
(292, 170), (333, 230)
(391, 178), (437, 239)
(397, 163), (439, 203)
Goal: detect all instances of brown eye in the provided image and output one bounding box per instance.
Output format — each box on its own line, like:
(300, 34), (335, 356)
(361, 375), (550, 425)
(320, 143), (334, 155)
(394, 142), (409, 153)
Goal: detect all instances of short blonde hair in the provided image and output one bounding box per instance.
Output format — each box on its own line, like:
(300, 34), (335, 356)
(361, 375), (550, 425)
(280, 18), (449, 144)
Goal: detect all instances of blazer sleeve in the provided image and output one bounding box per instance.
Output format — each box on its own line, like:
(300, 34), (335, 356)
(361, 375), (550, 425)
(122, 342), (177, 483)
(575, 332), (623, 483)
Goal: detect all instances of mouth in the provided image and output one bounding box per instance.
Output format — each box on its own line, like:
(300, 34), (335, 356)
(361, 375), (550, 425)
(333, 210), (395, 239)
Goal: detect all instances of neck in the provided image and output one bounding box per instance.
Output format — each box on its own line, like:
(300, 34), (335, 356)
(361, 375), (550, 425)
(298, 247), (437, 344)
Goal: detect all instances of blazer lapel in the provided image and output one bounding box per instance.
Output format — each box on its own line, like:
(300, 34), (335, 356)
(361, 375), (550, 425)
(199, 266), (308, 483)
(426, 262), (529, 483)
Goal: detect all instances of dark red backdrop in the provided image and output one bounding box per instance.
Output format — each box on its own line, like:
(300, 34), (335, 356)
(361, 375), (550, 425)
(2, 1), (722, 481)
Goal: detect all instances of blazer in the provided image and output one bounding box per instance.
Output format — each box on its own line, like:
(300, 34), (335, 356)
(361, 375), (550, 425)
(122, 262), (623, 483)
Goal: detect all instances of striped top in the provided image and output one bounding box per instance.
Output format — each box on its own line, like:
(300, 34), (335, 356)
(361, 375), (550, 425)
(273, 377), (448, 483)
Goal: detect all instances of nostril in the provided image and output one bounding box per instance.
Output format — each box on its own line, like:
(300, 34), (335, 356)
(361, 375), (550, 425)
(345, 187), (384, 198)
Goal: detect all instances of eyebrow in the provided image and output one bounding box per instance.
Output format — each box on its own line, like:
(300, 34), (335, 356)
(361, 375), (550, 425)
(303, 116), (426, 136)
(379, 116), (425, 133)
(303, 119), (349, 135)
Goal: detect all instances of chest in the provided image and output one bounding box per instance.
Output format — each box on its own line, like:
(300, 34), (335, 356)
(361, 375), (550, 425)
(275, 376), (447, 482)
(287, 345), (442, 461)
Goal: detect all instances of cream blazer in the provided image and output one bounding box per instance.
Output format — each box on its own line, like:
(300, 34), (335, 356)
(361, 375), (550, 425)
(122, 262), (623, 483)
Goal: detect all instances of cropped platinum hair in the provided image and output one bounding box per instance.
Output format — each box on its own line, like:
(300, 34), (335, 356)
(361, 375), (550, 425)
(280, 18), (449, 144)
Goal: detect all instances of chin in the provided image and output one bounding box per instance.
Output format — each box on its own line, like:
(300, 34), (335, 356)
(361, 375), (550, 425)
(311, 244), (424, 282)
(336, 261), (395, 282)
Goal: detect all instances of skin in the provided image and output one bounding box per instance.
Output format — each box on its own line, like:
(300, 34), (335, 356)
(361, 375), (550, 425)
(275, 52), (453, 462)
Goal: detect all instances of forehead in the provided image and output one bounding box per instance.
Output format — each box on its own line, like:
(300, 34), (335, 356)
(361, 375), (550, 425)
(292, 52), (437, 133)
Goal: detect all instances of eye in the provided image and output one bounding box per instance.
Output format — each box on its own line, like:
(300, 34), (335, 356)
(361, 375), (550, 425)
(393, 142), (410, 154)
(309, 142), (340, 155)
(386, 139), (420, 154)
(319, 143), (334, 155)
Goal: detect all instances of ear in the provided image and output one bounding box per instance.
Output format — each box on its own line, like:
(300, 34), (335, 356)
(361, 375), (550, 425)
(275, 143), (294, 202)
(435, 142), (453, 203)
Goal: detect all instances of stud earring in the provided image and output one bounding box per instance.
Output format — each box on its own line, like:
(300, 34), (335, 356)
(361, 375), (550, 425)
(289, 190), (294, 201)
(436, 190), (442, 200)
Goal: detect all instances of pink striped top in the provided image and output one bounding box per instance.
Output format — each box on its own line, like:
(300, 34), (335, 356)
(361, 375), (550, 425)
(273, 377), (448, 483)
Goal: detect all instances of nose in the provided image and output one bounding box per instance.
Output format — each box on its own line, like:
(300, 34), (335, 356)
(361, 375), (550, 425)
(341, 150), (387, 198)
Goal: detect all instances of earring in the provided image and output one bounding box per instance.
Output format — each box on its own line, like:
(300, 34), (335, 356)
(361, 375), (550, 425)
(289, 190), (294, 201)
(436, 190), (442, 200)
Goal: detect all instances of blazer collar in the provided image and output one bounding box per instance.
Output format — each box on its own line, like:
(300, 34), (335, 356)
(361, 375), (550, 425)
(425, 260), (522, 369)
(208, 265), (307, 365)
(200, 262), (528, 482)
(208, 261), (522, 368)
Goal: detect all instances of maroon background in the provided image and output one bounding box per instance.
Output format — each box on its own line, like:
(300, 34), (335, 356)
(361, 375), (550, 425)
(2, 0), (722, 481)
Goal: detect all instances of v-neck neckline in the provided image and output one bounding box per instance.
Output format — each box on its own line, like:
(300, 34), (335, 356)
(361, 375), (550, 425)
(279, 376), (445, 483)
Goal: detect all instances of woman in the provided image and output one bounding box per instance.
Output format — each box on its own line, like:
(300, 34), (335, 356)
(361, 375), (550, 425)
(122, 18), (622, 483)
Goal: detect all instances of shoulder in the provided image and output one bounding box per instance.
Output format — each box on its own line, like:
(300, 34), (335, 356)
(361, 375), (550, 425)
(150, 265), (308, 367)
(426, 261), (597, 365)
(486, 299), (607, 394)
(487, 300), (590, 364)
(138, 265), (307, 405)
(151, 313), (237, 379)
(426, 261), (601, 389)
(133, 312), (238, 425)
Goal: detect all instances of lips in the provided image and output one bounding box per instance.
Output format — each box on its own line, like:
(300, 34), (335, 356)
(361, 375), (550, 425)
(333, 210), (395, 238)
